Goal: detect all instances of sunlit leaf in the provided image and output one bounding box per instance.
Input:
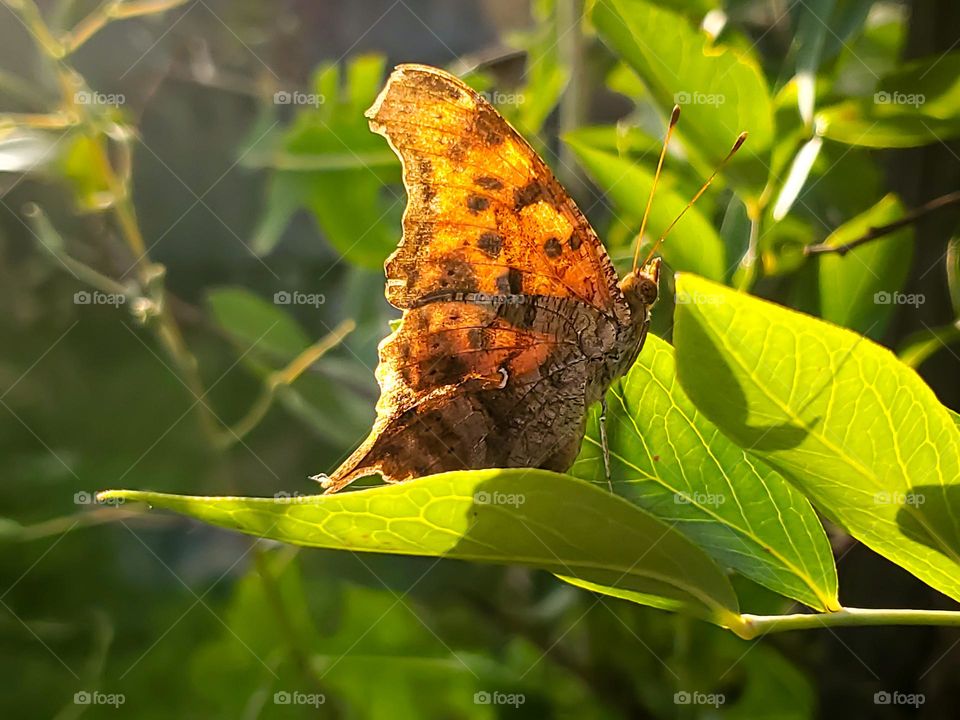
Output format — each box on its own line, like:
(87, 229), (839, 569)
(99, 469), (743, 627)
(571, 335), (838, 611)
(674, 275), (960, 604)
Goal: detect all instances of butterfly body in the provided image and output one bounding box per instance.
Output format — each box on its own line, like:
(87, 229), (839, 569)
(320, 64), (660, 493)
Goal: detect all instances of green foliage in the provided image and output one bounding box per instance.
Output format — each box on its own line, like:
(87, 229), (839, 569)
(252, 55), (402, 266)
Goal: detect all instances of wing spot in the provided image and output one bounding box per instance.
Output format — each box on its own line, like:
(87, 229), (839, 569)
(544, 237), (562, 258)
(474, 176), (504, 191)
(477, 232), (503, 258)
(466, 195), (490, 213)
(515, 181), (546, 210)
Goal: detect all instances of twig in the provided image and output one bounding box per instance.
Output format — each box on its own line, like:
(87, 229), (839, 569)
(806, 190), (960, 256)
(217, 319), (356, 447)
(735, 606), (960, 639)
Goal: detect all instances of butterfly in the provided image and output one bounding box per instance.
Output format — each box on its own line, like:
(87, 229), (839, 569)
(317, 64), (741, 494)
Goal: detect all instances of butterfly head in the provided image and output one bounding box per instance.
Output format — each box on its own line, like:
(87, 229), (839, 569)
(619, 257), (661, 316)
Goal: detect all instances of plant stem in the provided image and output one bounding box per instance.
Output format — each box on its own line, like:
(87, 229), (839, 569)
(732, 607), (960, 639)
(805, 190), (960, 256)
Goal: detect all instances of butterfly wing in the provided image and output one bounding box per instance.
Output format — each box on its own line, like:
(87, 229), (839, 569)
(322, 65), (630, 492)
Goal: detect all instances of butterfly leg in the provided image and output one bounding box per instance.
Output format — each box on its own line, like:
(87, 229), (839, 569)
(599, 396), (612, 492)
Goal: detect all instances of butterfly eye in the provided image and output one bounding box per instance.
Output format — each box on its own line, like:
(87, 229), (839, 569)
(639, 277), (659, 305)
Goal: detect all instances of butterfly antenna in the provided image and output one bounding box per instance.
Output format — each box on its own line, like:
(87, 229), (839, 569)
(631, 105), (681, 273)
(641, 131), (749, 268)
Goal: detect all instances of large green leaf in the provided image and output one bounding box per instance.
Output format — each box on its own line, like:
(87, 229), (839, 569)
(817, 193), (913, 339)
(99, 469), (742, 628)
(673, 274), (960, 604)
(571, 335), (838, 611)
(591, 0), (773, 198)
(566, 140), (725, 280)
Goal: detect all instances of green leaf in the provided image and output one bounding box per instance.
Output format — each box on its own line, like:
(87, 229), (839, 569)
(99, 469), (743, 628)
(570, 335), (838, 611)
(591, 0), (773, 198)
(817, 193), (913, 339)
(898, 322), (960, 370)
(948, 234), (960, 317)
(818, 51), (960, 148)
(673, 274), (960, 604)
(565, 140), (725, 280)
(207, 287), (310, 361)
(816, 101), (960, 148)
(254, 55), (401, 266)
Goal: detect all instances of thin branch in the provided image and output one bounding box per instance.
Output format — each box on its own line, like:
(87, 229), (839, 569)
(217, 319), (356, 447)
(806, 190), (960, 257)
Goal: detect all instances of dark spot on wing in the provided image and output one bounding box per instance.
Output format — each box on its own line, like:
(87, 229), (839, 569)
(515, 181), (546, 210)
(477, 232), (503, 258)
(474, 176), (504, 191)
(568, 231), (583, 251)
(543, 237), (562, 258)
(466, 195), (489, 213)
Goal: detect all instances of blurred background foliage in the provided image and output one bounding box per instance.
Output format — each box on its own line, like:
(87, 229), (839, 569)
(1, 0), (959, 717)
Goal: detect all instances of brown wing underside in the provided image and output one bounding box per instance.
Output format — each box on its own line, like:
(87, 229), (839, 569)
(323, 65), (624, 492)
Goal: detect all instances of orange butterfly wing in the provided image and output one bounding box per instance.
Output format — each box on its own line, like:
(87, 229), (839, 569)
(321, 65), (633, 492)
(368, 64), (625, 315)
